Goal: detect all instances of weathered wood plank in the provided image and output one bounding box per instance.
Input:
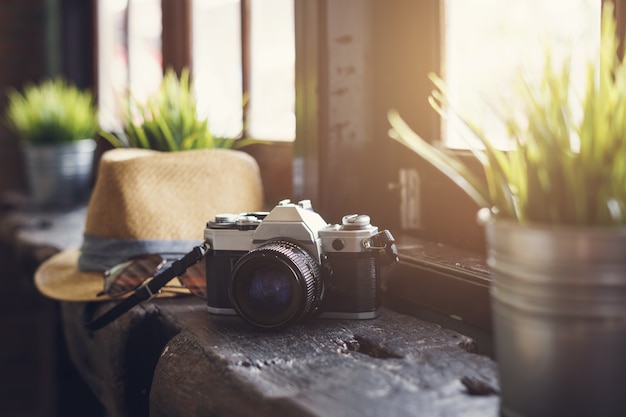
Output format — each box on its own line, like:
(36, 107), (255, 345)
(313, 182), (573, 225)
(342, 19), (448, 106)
(151, 307), (499, 417)
(61, 297), (206, 417)
(2, 208), (500, 417)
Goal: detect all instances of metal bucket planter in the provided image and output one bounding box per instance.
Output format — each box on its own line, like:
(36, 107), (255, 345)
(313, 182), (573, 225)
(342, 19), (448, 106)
(480, 209), (626, 417)
(22, 138), (96, 208)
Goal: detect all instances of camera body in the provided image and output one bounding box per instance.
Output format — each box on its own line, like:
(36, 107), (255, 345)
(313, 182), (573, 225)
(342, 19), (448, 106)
(204, 199), (396, 329)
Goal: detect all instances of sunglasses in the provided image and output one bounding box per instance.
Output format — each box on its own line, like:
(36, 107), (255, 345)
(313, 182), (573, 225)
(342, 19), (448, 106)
(99, 253), (207, 299)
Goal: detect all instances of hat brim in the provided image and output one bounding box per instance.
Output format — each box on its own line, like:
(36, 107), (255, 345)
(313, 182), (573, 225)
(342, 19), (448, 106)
(35, 249), (191, 302)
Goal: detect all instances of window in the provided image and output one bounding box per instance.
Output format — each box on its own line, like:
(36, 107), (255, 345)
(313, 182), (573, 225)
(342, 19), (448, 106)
(191, 0), (242, 139)
(96, 0), (295, 141)
(444, 0), (601, 149)
(97, 0), (163, 131)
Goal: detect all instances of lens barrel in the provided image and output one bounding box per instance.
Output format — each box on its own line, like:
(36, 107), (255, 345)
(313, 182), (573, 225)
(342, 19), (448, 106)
(229, 240), (322, 329)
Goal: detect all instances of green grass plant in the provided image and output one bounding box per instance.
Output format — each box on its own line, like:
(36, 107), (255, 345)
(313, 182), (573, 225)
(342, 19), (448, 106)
(5, 78), (98, 145)
(388, 3), (626, 227)
(102, 68), (244, 151)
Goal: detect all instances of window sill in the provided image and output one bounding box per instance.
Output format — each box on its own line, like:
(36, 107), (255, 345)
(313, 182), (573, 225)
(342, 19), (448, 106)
(385, 234), (492, 335)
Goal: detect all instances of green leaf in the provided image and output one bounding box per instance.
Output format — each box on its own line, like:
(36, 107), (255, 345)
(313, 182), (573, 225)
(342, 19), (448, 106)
(103, 67), (244, 152)
(388, 110), (491, 209)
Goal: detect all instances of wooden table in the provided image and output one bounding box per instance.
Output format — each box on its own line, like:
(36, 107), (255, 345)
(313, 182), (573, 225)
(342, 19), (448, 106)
(149, 302), (499, 417)
(1, 207), (501, 417)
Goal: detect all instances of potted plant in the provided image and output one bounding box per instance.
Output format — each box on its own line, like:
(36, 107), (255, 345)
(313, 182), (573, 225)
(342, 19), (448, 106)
(101, 68), (251, 151)
(99, 67), (265, 211)
(388, 4), (626, 417)
(5, 78), (98, 208)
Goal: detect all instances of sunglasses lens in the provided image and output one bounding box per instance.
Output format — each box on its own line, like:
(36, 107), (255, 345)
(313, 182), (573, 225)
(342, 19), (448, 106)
(101, 254), (165, 297)
(179, 261), (207, 299)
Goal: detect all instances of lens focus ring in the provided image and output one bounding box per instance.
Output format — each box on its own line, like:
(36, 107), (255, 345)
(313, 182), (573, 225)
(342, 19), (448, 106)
(229, 240), (323, 329)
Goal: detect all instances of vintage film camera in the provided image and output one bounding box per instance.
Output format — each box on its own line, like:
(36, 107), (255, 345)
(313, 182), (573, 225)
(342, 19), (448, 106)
(204, 199), (398, 329)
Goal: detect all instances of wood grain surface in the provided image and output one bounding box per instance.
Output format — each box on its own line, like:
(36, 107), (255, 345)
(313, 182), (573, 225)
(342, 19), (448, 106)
(150, 306), (499, 417)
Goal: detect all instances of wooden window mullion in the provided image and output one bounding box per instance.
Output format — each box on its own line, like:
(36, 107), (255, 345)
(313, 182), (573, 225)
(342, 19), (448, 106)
(240, 0), (251, 137)
(161, 0), (192, 76)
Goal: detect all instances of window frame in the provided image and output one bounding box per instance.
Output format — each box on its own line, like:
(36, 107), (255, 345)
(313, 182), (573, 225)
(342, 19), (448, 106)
(294, 0), (477, 245)
(292, 0), (492, 332)
(162, 0), (192, 76)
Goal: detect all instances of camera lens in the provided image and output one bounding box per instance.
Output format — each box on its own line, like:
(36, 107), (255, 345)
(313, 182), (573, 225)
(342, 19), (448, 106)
(245, 266), (293, 314)
(230, 241), (322, 329)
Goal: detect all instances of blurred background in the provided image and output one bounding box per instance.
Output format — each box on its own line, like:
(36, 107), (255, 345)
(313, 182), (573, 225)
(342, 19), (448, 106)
(0, 2), (96, 417)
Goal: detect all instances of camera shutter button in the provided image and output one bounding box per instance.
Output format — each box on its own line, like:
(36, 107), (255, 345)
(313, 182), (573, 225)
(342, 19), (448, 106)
(215, 214), (238, 223)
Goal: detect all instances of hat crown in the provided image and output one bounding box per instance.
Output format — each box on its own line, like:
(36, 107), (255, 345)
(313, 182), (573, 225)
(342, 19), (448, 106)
(85, 148), (263, 241)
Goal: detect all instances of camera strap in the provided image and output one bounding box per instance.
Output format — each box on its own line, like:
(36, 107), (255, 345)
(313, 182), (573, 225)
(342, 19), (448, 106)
(84, 243), (208, 331)
(365, 229), (399, 265)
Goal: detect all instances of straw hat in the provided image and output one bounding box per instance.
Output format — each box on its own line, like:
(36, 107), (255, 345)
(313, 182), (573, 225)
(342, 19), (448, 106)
(35, 147), (264, 301)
